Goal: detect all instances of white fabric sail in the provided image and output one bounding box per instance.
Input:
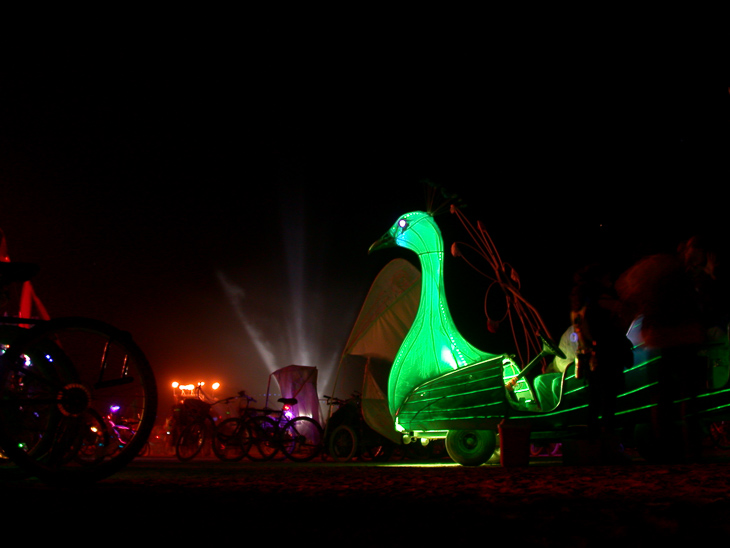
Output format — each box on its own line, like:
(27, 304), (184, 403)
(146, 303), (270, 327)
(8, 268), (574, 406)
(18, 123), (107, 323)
(331, 258), (421, 444)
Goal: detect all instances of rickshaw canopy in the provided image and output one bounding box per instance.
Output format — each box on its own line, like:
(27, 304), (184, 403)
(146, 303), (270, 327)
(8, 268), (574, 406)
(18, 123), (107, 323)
(331, 258), (421, 444)
(268, 364), (320, 424)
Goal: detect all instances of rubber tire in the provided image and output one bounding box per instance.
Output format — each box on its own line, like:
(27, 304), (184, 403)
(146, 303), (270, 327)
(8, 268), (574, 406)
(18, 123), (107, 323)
(328, 424), (357, 462)
(176, 421), (207, 462)
(0, 317), (157, 484)
(248, 416), (280, 461)
(445, 430), (497, 466)
(212, 418), (250, 462)
(281, 416), (323, 462)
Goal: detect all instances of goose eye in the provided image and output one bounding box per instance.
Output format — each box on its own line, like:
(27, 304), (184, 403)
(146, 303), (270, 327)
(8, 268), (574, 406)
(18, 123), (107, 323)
(398, 218), (408, 229)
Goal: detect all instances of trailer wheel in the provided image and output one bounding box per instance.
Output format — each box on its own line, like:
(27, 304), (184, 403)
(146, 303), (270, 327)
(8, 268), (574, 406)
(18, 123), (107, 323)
(445, 429), (496, 466)
(328, 424), (357, 462)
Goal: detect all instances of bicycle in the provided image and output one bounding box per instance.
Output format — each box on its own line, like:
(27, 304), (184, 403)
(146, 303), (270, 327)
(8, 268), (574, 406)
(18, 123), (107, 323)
(174, 397), (214, 461)
(247, 397), (323, 462)
(211, 391), (258, 462)
(0, 315), (158, 484)
(176, 388), (257, 462)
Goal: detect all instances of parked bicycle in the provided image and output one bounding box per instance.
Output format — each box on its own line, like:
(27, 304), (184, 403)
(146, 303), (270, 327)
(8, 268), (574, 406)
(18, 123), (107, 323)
(245, 398), (323, 462)
(210, 391), (258, 462)
(175, 388), (252, 462)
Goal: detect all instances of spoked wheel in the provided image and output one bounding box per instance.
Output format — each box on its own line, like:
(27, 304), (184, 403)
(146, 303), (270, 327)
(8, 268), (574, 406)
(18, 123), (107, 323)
(328, 424), (357, 462)
(212, 418), (251, 462)
(176, 420), (209, 462)
(277, 421), (298, 458)
(281, 416), (323, 462)
(248, 416), (279, 461)
(0, 317), (157, 484)
(445, 429), (497, 466)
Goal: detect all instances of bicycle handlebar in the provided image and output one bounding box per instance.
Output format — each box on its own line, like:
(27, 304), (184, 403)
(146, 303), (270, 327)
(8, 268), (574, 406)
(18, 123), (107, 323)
(324, 395), (346, 406)
(213, 390), (257, 406)
(238, 390), (256, 402)
(324, 393), (361, 406)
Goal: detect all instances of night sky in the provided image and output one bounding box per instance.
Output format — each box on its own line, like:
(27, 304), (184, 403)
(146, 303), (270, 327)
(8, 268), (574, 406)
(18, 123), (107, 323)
(1, 38), (728, 410)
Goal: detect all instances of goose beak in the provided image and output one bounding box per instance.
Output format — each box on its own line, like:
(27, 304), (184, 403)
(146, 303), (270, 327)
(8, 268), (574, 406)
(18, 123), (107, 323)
(368, 232), (396, 254)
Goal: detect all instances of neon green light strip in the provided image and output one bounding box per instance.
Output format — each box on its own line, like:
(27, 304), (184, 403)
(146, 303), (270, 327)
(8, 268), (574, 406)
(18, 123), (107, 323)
(616, 382), (658, 399)
(410, 385), (503, 406)
(697, 387), (730, 399)
(615, 403), (657, 415)
(624, 356), (661, 372)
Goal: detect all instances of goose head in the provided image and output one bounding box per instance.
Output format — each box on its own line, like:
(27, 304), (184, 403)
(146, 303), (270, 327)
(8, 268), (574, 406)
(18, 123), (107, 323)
(369, 211), (443, 256)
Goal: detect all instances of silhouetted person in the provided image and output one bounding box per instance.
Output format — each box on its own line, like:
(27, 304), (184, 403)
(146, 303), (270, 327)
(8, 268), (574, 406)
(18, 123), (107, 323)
(617, 238), (715, 462)
(570, 263), (633, 461)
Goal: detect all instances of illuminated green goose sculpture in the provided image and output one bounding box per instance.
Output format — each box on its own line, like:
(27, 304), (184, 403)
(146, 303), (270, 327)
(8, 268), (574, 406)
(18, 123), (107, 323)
(370, 211), (502, 419)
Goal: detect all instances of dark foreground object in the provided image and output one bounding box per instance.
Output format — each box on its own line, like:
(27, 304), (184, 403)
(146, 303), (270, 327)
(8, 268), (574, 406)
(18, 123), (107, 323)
(3, 453), (730, 546)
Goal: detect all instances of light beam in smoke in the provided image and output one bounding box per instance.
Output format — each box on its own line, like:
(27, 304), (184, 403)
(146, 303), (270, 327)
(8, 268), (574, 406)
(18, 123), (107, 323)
(217, 271), (278, 372)
(215, 188), (362, 395)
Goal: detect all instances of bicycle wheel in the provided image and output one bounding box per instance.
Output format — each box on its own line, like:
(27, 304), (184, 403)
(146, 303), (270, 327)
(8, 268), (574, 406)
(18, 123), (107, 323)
(328, 424), (357, 462)
(176, 420), (208, 462)
(281, 416), (323, 462)
(247, 416), (279, 461)
(0, 317), (158, 484)
(277, 421), (298, 457)
(212, 418), (251, 462)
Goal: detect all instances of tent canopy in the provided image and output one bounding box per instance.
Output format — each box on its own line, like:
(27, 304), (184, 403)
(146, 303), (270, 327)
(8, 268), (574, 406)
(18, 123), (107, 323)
(268, 364), (320, 424)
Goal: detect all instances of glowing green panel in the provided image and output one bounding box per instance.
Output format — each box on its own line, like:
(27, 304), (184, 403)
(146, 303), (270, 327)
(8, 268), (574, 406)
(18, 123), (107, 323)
(370, 211), (500, 418)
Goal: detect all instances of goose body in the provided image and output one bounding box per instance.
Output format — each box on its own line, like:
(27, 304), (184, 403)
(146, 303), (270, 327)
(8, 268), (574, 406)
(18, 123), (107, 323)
(370, 211), (501, 418)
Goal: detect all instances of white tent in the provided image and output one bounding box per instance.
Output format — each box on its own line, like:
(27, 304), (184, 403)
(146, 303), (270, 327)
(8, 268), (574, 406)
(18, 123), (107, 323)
(331, 258), (421, 444)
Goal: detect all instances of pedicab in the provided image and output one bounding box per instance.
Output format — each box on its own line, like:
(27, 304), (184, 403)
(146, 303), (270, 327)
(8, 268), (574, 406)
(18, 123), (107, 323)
(367, 206), (730, 466)
(325, 258), (421, 461)
(255, 364), (324, 461)
(265, 364), (322, 425)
